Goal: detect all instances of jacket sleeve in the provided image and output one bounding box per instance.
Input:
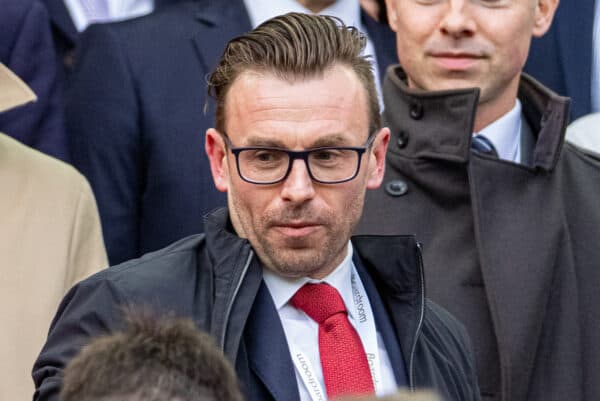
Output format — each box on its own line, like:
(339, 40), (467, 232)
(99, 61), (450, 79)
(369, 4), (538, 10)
(0, 0), (69, 162)
(64, 173), (109, 289)
(32, 275), (127, 401)
(66, 23), (142, 265)
(421, 300), (482, 401)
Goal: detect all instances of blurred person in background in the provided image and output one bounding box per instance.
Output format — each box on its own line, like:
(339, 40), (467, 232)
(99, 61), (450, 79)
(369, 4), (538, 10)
(339, 390), (440, 401)
(0, 0), (69, 161)
(0, 63), (107, 401)
(65, 0), (398, 265)
(60, 311), (244, 401)
(40, 0), (187, 77)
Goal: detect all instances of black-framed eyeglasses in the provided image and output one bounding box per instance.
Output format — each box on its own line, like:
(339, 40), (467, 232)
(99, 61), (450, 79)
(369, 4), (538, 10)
(221, 133), (377, 185)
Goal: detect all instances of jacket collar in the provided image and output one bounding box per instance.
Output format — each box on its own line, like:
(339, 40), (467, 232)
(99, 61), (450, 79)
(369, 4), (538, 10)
(204, 208), (425, 376)
(383, 65), (570, 171)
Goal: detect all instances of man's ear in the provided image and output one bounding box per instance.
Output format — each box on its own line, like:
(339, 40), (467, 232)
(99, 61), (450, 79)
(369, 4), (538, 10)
(385, 0), (399, 32)
(366, 127), (390, 190)
(205, 128), (229, 192)
(532, 0), (559, 37)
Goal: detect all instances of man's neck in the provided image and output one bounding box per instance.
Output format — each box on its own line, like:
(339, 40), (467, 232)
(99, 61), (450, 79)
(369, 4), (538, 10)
(296, 0), (337, 13)
(473, 78), (521, 132)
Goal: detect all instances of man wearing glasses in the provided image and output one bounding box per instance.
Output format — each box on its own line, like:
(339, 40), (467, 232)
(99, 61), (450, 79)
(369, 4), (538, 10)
(33, 13), (480, 401)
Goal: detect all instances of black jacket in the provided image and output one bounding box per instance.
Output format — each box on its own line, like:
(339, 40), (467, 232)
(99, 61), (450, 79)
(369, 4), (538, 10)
(359, 66), (600, 401)
(33, 208), (480, 401)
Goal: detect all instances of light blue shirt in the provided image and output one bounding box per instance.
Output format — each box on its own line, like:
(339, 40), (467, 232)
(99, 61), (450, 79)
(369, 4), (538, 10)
(476, 99), (522, 163)
(243, 0), (384, 110)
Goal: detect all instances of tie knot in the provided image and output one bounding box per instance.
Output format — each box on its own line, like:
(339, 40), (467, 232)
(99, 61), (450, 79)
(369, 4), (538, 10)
(471, 134), (498, 157)
(290, 283), (347, 324)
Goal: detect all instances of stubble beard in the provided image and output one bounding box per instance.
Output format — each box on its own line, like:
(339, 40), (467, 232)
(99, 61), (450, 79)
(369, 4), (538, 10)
(234, 200), (363, 280)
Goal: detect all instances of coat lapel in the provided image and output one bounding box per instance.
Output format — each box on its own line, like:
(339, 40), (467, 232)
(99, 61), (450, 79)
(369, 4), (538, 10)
(468, 156), (578, 401)
(245, 282), (300, 401)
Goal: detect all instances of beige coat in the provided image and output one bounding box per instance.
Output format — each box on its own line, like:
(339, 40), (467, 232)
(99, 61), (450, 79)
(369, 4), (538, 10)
(0, 65), (108, 401)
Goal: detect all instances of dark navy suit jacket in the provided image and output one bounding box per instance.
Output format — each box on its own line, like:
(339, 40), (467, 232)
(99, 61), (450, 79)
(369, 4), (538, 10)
(524, 0), (595, 120)
(66, 0), (398, 264)
(0, 0), (69, 161)
(240, 257), (407, 401)
(41, 0), (187, 78)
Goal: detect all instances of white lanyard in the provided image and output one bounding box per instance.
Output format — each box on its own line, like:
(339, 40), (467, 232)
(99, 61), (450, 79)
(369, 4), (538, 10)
(289, 268), (384, 401)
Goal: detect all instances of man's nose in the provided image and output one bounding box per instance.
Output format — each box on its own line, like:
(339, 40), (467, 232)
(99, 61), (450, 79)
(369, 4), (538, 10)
(439, 0), (476, 38)
(280, 159), (316, 202)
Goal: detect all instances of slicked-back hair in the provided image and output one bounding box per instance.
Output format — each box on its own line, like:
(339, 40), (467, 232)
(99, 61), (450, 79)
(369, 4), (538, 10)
(59, 310), (244, 401)
(207, 12), (381, 135)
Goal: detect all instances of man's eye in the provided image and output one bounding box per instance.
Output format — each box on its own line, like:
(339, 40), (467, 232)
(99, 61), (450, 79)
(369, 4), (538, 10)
(312, 149), (342, 161)
(250, 150), (285, 163)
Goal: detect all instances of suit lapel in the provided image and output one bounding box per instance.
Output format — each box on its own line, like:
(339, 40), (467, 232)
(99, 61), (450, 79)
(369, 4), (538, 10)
(361, 11), (398, 88)
(191, 0), (252, 74)
(41, 0), (78, 46)
(245, 282), (300, 401)
(355, 256), (409, 387)
(556, 0), (594, 118)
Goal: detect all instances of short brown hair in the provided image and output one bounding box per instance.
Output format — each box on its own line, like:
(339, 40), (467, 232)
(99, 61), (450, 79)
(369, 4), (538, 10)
(60, 310), (244, 401)
(207, 12), (381, 134)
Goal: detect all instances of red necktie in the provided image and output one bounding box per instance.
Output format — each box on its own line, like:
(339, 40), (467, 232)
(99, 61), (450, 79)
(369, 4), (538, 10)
(291, 283), (375, 399)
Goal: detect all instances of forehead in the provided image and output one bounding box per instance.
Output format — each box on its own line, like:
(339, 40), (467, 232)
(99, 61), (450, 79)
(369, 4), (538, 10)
(223, 64), (369, 146)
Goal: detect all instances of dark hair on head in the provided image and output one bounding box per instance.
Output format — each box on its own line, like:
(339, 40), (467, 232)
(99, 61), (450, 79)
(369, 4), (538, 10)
(59, 309), (244, 401)
(207, 12), (381, 135)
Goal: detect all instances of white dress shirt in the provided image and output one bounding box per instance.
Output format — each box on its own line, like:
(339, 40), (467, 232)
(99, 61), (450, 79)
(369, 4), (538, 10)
(475, 99), (522, 163)
(591, 0), (600, 112)
(63, 0), (154, 32)
(243, 0), (384, 111)
(263, 242), (398, 401)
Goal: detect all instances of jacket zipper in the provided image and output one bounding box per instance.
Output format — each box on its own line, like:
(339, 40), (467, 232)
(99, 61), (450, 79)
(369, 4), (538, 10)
(409, 242), (426, 390)
(219, 248), (254, 350)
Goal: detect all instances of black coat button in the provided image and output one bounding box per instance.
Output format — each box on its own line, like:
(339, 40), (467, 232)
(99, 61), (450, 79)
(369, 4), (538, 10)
(409, 102), (424, 120)
(385, 180), (408, 197)
(397, 131), (409, 148)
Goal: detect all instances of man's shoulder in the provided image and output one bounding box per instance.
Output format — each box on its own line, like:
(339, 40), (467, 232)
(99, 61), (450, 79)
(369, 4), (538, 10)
(80, 234), (207, 296)
(0, 133), (88, 200)
(559, 142), (600, 189)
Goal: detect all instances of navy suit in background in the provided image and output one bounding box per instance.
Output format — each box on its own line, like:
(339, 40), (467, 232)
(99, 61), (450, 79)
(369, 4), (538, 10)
(525, 0), (595, 120)
(0, 0), (69, 162)
(67, 0), (398, 264)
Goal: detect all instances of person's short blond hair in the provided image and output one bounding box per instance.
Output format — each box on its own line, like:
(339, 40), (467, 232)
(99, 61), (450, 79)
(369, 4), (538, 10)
(338, 390), (441, 401)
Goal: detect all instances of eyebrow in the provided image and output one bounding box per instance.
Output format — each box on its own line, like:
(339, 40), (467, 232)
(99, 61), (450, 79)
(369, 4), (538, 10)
(243, 133), (355, 149)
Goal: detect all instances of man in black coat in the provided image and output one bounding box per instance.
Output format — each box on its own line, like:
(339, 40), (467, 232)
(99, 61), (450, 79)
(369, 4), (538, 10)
(33, 13), (480, 401)
(359, 0), (600, 401)
(65, 0), (398, 265)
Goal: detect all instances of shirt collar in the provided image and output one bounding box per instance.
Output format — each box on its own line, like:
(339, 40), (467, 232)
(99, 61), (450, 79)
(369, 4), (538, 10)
(243, 0), (361, 29)
(475, 99), (522, 162)
(263, 241), (357, 319)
